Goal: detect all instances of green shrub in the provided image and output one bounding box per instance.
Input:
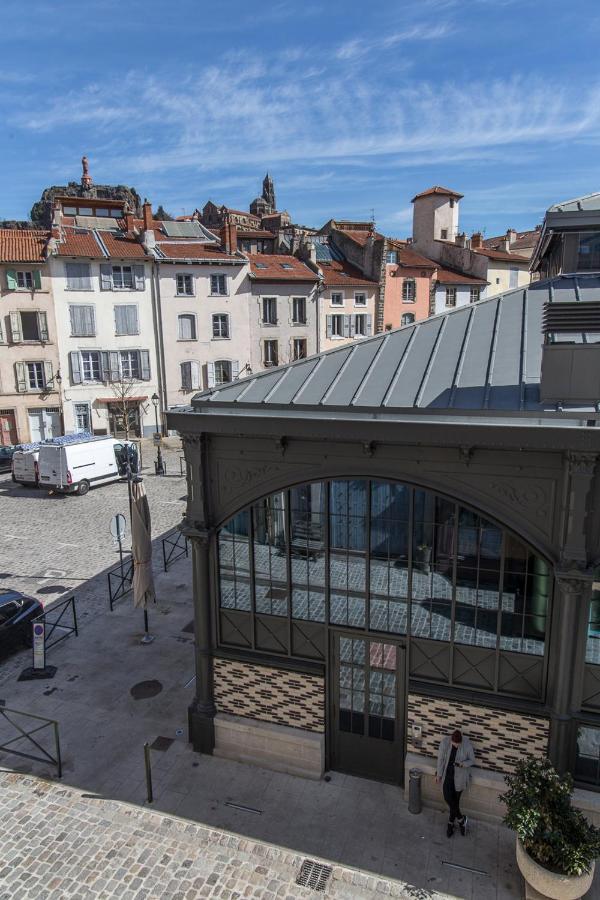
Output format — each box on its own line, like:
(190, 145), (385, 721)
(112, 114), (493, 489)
(501, 756), (600, 876)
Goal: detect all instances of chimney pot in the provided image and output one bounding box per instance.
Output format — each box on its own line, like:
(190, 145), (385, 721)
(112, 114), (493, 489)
(471, 231), (483, 249)
(506, 228), (517, 244)
(143, 199), (153, 232)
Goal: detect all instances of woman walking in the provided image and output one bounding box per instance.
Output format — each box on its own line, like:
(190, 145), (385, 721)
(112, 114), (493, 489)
(436, 729), (475, 837)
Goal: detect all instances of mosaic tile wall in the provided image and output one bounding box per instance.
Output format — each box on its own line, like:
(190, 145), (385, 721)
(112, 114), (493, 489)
(214, 658), (325, 733)
(407, 693), (549, 773)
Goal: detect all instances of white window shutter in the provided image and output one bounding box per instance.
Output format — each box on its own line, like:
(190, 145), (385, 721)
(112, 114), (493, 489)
(349, 316), (356, 337)
(38, 311), (49, 342)
(326, 315), (332, 338)
(15, 362), (27, 392)
(100, 264), (113, 291)
(207, 361), (216, 388)
(69, 351), (82, 384)
(191, 361), (201, 390)
(43, 361), (53, 388)
(366, 314), (372, 335)
(231, 360), (240, 380)
(140, 350), (151, 381)
(101, 351), (111, 383)
(10, 311), (22, 343)
(133, 265), (145, 291)
(109, 351), (120, 382)
(343, 315), (351, 338)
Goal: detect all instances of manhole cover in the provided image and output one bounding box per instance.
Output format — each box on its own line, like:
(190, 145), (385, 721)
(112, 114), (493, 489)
(150, 736), (174, 752)
(37, 585), (68, 595)
(296, 860), (332, 892)
(130, 680), (163, 700)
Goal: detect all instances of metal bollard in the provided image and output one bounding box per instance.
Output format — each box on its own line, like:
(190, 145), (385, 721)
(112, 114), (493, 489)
(408, 767), (422, 814)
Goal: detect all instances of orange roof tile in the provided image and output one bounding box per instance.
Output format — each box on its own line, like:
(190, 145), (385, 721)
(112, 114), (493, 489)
(435, 266), (487, 285)
(155, 241), (240, 262)
(337, 229), (384, 247)
(99, 230), (148, 259)
(387, 240), (437, 269)
(248, 254), (318, 282)
(321, 259), (377, 287)
(0, 229), (49, 263)
(473, 247), (530, 263)
(56, 229), (103, 257)
(411, 185), (463, 202)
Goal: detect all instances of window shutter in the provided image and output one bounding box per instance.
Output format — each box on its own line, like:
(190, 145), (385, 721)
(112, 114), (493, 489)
(6, 270), (17, 290)
(66, 262), (91, 290)
(140, 350), (151, 381)
(33, 270), (42, 290)
(190, 361), (201, 390)
(366, 314), (372, 335)
(109, 351), (120, 382)
(101, 351), (111, 383)
(127, 306), (138, 334)
(210, 275), (217, 294)
(231, 360), (240, 380)
(100, 264), (113, 291)
(43, 361), (53, 388)
(0, 316), (3, 342)
(10, 311), (22, 343)
(326, 315), (332, 338)
(69, 351), (82, 384)
(133, 265), (145, 291)
(343, 315), (351, 338)
(15, 362), (27, 392)
(38, 311), (49, 342)
(181, 362), (191, 391)
(114, 305), (126, 334)
(207, 361), (216, 388)
(349, 316), (356, 337)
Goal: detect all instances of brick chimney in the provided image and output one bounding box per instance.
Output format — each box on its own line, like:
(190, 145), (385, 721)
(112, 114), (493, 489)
(506, 228), (517, 244)
(125, 211), (135, 233)
(470, 231), (483, 249)
(455, 232), (466, 248)
(142, 199), (153, 232)
(501, 237), (511, 253)
(221, 211), (237, 254)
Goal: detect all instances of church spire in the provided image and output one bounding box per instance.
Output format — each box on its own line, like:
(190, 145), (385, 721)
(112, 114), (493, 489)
(262, 172), (275, 212)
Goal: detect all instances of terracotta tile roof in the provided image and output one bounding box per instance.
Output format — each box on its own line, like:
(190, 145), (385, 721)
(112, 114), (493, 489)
(0, 229), (49, 263)
(387, 240), (437, 269)
(99, 230), (148, 259)
(483, 229), (541, 252)
(237, 230), (275, 239)
(435, 266), (487, 285)
(321, 259), (377, 287)
(56, 228), (104, 257)
(411, 185), (464, 202)
(473, 247), (530, 263)
(248, 254), (318, 282)
(155, 241), (240, 262)
(337, 229), (384, 247)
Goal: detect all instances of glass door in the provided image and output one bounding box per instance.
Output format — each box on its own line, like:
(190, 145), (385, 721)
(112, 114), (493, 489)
(331, 632), (405, 783)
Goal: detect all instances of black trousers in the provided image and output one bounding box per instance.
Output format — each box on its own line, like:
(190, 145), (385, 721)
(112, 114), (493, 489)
(443, 779), (463, 823)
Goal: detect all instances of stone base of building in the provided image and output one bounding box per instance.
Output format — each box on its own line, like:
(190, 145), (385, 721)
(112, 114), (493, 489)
(213, 712), (324, 780)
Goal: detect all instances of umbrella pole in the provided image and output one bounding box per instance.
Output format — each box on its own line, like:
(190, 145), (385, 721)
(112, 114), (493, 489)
(141, 607), (154, 644)
(128, 445), (155, 645)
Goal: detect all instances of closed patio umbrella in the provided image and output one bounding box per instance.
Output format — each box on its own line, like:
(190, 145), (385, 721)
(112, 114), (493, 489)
(131, 478), (156, 640)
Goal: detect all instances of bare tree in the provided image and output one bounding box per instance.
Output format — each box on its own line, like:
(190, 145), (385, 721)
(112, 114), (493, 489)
(110, 376), (138, 440)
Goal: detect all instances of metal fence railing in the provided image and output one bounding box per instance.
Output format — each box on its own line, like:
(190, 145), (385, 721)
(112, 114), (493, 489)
(108, 557), (134, 610)
(0, 705), (62, 777)
(33, 594), (78, 653)
(162, 529), (189, 572)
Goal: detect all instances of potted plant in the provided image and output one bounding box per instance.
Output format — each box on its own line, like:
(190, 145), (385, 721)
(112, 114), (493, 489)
(501, 756), (600, 899)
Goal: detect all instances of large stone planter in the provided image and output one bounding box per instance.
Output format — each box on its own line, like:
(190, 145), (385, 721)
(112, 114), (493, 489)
(516, 838), (595, 899)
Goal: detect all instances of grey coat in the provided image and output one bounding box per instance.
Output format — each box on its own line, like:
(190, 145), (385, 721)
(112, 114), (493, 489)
(436, 736), (476, 792)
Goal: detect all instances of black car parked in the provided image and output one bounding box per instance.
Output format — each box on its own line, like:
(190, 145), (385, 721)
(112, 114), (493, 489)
(0, 446), (16, 473)
(0, 589), (43, 650)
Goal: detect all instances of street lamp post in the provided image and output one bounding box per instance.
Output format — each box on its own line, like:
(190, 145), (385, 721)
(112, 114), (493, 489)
(151, 393), (164, 476)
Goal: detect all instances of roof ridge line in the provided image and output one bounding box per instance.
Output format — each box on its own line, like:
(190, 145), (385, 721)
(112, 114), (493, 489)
(380, 328), (418, 408)
(351, 334), (391, 406)
(413, 316), (446, 409)
(320, 344), (357, 405)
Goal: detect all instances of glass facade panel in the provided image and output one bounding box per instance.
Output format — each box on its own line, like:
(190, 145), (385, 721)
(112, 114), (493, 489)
(575, 725), (600, 786)
(586, 571), (600, 665)
(216, 479), (551, 683)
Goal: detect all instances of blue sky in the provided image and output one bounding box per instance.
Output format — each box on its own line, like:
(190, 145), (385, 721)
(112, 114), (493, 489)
(0, 0), (597, 238)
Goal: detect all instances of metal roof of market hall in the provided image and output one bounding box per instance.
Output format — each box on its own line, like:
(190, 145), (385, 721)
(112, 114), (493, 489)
(188, 275), (600, 425)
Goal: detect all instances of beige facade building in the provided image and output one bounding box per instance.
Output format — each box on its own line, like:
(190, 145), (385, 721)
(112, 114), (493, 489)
(0, 229), (61, 444)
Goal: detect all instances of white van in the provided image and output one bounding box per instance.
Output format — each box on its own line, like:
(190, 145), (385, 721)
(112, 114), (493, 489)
(38, 436), (139, 496)
(12, 447), (40, 486)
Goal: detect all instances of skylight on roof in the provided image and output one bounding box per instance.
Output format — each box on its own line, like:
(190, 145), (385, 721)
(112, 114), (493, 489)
(280, 263), (293, 269)
(255, 262), (268, 269)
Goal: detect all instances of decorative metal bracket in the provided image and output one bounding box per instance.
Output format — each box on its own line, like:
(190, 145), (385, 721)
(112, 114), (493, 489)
(362, 441), (376, 457)
(459, 445), (474, 465)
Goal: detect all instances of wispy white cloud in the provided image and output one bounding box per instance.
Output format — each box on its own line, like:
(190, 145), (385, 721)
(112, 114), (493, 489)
(335, 23), (453, 60)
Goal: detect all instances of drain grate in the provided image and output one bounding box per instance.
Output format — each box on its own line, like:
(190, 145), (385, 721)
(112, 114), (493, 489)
(151, 736), (174, 752)
(296, 860), (332, 893)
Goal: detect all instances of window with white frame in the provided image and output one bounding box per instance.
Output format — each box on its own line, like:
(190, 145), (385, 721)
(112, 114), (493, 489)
(27, 362), (45, 390)
(80, 351), (101, 382)
(114, 305), (139, 335)
(16, 271), (33, 289)
(212, 313), (230, 339)
(445, 287), (457, 307)
(293, 338), (307, 360)
(210, 274), (227, 296)
(178, 314), (197, 341)
(402, 279), (416, 303)
(65, 262), (92, 291)
(386, 251), (398, 264)
(11, 310), (48, 342)
(112, 265), (134, 290)
(120, 350), (141, 379)
(401, 312), (415, 326)
(331, 292), (343, 306)
(176, 274), (194, 296)
(354, 313), (368, 336)
(470, 287), (481, 304)
(214, 360), (232, 384)
(262, 297), (277, 325)
(329, 314), (344, 337)
(292, 297), (306, 324)
(264, 339), (278, 366)
(69, 304), (96, 337)
(354, 293), (367, 307)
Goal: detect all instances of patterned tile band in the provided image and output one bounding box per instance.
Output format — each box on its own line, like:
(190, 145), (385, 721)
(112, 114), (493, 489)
(214, 658), (325, 733)
(407, 692), (549, 773)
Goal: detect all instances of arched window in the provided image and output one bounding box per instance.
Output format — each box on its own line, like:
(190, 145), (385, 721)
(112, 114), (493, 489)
(401, 313), (415, 326)
(217, 479), (551, 698)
